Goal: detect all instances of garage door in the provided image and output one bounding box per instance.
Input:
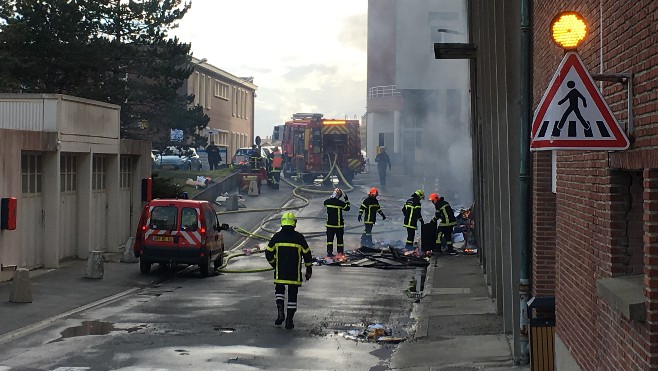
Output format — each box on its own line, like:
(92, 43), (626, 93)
(20, 153), (44, 269)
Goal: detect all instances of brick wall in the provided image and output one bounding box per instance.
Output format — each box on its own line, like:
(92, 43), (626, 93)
(533, 0), (658, 369)
(532, 151), (556, 296)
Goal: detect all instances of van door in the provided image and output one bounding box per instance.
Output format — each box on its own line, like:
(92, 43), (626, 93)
(204, 205), (220, 257)
(178, 206), (202, 261)
(144, 205), (179, 260)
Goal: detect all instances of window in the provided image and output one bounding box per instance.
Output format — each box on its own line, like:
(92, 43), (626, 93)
(150, 206), (178, 230)
(233, 87), (238, 116)
(245, 93), (249, 119)
(206, 76), (212, 110)
(92, 156), (106, 190)
(215, 81), (229, 100)
(181, 207), (198, 231)
(120, 157), (133, 189)
(22, 153), (42, 195)
(60, 155), (77, 192)
(200, 73), (206, 108)
(205, 207), (218, 231)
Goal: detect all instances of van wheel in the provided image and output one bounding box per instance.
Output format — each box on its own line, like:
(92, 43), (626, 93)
(199, 254), (211, 278)
(214, 248), (225, 270)
(140, 259), (151, 274)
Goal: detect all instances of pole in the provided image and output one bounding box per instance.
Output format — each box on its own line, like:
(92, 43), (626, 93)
(518, 0), (532, 364)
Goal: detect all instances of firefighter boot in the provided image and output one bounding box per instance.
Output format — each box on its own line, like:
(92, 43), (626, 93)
(275, 301), (285, 326)
(360, 233), (367, 247)
(285, 308), (296, 330)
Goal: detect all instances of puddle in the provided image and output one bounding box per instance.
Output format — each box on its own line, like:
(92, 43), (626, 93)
(48, 321), (147, 343)
(213, 327), (236, 333)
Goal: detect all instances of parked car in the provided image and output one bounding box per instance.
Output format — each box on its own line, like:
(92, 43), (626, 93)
(231, 146), (270, 171)
(153, 146), (202, 170)
(133, 199), (228, 277)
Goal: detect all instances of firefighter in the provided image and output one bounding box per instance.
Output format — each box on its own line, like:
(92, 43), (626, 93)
(265, 212), (313, 330)
(358, 187), (386, 247)
(402, 190), (425, 250)
(324, 188), (350, 259)
(268, 147), (283, 189)
(249, 144), (261, 173)
(429, 193), (458, 255)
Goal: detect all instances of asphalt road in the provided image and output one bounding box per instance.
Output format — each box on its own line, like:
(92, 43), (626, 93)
(0, 172), (421, 370)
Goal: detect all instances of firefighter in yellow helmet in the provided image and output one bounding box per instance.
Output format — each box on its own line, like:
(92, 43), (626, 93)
(402, 190), (425, 250)
(265, 212), (313, 329)
(358, 187), (386, 247)
(429, 193), (458, 255)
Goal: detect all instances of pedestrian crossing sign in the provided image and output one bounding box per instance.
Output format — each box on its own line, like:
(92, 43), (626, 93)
(530, 52), (629, 151)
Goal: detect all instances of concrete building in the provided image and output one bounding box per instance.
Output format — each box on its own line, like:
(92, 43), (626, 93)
(184, 57), (257, 166)
(366, 0), (472, 206)
(531, 1), (658, 369)
(0, 94), (151, 282)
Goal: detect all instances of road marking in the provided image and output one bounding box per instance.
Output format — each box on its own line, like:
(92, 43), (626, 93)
(0, 288), (140, 346)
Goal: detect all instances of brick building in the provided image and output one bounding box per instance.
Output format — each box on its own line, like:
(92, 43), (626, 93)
(532, 1), (658, 369)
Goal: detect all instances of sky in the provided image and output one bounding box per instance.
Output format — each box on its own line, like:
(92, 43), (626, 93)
(172, 0), (368, 139)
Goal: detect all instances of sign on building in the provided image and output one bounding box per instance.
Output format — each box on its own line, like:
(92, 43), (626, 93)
(530, 52), (629, 151)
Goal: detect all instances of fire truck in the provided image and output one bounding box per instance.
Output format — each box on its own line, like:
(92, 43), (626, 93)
(280, 113), (365, 184)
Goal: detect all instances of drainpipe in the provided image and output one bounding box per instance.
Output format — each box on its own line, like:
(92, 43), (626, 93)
(519, 0), (532, 364)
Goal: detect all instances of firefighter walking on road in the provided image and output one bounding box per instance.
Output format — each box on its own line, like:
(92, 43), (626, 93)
(265, 212), (313, 330)
(429, 193), (458, 255)
(324, 188), (350, 259)
(402, 190), (425, 250)
(358, 187), (386, 247)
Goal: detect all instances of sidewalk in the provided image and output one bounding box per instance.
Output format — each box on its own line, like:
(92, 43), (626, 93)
(391, 253), (530, 370)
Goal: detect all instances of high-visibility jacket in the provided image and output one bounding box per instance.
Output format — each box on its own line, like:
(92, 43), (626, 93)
(271, 151), (283, 171)
(359, 196), (385, 224)
(265, 226), (312, 285)
(431, 199), (456, 227)
(402, 195), (423, 229)
(249, 150), (262, 171)
(324, 197), (350, 228)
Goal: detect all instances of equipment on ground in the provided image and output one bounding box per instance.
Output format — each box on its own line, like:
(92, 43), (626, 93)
(280, 113), (365, 184)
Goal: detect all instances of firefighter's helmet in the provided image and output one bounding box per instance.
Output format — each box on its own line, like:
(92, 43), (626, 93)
(369, 187), (379, 197)
(414, 190), (425, 199)
(332, 188), (343, 199)
(281, 212), (297, 227)
(429, 193), (439, 203)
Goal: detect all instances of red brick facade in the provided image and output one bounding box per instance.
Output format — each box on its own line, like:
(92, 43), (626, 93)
(532, 0), (658, 369)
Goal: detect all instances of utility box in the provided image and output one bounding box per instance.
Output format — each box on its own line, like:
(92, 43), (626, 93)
(528, 296), (555, 371)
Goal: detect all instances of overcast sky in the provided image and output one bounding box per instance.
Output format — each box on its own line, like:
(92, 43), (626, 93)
(172, 0), (368, 139)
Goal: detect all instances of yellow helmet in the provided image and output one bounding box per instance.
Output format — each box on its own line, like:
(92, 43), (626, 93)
(414, 190), (425, 199)
(281, 212), (297, 227)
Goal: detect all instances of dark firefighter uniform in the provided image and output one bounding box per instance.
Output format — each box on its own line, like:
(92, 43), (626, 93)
(324, 188), (350, 256)
(265, 212), (312, 329)
(402, 190), (425, 249)
(249, 146), (262, 173)
(358, 188), (386, 247)
(431, 196), (457, 254)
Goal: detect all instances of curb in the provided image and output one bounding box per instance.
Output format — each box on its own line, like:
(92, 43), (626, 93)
(411, 255), (436, 339)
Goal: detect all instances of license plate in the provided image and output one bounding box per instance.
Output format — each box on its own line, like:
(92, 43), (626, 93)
(152, 235), (174, 242)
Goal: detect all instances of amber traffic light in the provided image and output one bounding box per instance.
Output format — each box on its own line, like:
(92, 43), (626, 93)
(551, 12), (587, 50)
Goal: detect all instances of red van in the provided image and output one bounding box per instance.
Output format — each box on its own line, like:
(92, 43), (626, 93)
(133, 199), (228, 277)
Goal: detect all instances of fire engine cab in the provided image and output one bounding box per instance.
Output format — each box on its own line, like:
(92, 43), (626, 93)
(280, 113), (365, 184)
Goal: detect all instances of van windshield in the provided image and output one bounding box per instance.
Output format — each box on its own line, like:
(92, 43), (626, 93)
(150, 206), (177, 230)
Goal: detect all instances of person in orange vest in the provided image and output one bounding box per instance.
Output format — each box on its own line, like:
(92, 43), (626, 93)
(268, 147), (283, 189)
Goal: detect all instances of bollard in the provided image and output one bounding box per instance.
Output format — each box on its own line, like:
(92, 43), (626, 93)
(120, 237), (139, 263)
(248, 180), (259, 196)
(9, 268), (32, 303)
(85, 250), (104, 279)
(226, 194), (239, 211)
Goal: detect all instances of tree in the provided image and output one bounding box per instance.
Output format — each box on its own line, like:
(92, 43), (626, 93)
(0, 0), (208, 143)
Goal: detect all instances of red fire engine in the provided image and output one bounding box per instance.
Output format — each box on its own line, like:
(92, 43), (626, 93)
(280, 113), (365, 184)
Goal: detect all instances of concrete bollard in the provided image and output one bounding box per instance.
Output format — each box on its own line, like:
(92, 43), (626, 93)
(226, 194), (239, 211)
(9, 268), (32, 303)
(248, 180), (259, 196)
(120, 237), (139, 263)
(85, 250), (104, 279)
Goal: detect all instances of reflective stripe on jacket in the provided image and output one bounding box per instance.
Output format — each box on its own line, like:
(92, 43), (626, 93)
(402, 196), (422, 229)
(359, 196), (384, 224)
(265, 226), (312, 285)
(324, 197), (350, 228)
(431, 199), (456, 227)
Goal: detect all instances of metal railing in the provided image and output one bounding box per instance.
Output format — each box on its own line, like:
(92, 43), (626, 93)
(368, 85), (401, 98)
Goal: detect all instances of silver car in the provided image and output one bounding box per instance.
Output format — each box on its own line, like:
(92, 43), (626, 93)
(153, 147), (202, 171)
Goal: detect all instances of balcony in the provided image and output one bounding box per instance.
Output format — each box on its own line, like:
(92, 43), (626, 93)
(368, 85), (401, 98)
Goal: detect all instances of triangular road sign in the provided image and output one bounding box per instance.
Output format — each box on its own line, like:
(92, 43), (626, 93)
(530, 52), (629, 151)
